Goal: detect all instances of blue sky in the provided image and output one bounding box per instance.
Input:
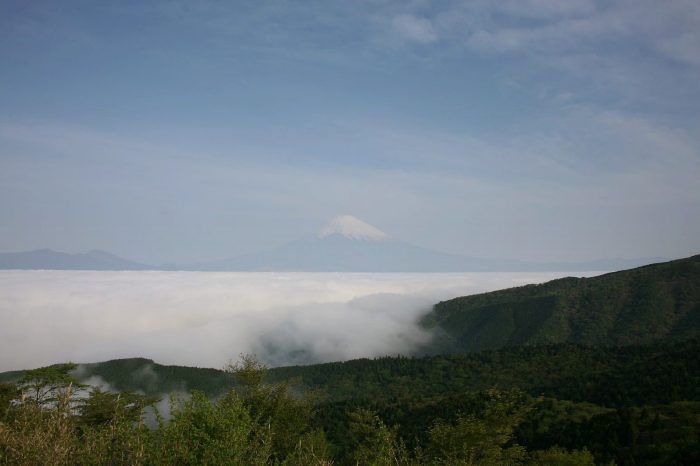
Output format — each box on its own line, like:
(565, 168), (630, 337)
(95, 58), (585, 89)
(1, 0), (699, 264)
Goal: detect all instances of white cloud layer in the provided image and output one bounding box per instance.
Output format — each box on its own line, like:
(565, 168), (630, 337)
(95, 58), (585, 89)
(0, 270), (600, 372)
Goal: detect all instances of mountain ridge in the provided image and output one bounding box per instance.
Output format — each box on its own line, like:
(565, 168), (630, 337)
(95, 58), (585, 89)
(0, 248), (150, 271)
(0, 215), (670, 271)
(422, 254), (700, 353)
(0, 244), (670, 272)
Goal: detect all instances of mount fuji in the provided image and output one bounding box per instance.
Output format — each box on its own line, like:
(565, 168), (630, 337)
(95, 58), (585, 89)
(187, 214), (468, 272)
(0, 216), (663, 272)
(185, 215), (660, 272)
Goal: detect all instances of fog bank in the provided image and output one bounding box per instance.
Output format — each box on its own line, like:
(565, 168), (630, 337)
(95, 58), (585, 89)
(0, 271), (601, 371)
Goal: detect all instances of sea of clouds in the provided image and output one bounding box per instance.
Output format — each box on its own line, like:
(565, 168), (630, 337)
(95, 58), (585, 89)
(0, 271), (602, 372)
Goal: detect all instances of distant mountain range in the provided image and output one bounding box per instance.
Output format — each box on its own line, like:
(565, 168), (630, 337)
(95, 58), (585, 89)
(0, 248), (150, 271)
(0, 215), (667, 272)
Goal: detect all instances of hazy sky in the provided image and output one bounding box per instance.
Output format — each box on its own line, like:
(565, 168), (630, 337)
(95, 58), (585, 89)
(1, 0), (699, 264)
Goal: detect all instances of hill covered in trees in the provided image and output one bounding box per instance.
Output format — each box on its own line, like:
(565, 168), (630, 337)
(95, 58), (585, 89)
(2, 339), (698, 465)
(421, 254), (700, 353)
(4, 339), (697, 407)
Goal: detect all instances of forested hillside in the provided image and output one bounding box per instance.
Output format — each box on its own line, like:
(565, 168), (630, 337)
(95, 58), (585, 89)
(269, 339), (700, 464)
(2, 340), (698, 465)
(422, 254), (700, 352)
(4, 339), (696, 407)
(267, 339), (700, 406)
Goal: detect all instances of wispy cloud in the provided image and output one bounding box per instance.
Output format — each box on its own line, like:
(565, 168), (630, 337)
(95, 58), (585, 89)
(0, 1), (698, 264)
(390, 14), (438, 44)
(1, 109), (698, 264)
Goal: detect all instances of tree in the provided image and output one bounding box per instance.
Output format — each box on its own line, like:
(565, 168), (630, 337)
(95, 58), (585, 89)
(77, 388), (155, 427)
(225, 354), (320, 463)
(150, 390), (271, 466)
(0, 382), (18, 420)
(348, 408), (413, 466)
(0, 388), (78, 465)
(422, 389), (532, 465)
(17, 363), (85, 406)
(526, 447), (597, 466)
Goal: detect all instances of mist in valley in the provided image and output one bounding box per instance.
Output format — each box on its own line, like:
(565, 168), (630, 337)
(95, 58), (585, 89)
(0, 270), (601, 372)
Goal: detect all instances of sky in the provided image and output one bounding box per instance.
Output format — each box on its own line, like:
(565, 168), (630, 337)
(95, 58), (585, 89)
(1, 0), (699, 264)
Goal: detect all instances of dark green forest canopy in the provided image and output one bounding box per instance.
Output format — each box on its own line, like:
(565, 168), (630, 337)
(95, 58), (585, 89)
(3, 342), (699, 465)
(267, 338), (700, 407)
(422, 254), (700, 352)
(3, 338), (696, 410)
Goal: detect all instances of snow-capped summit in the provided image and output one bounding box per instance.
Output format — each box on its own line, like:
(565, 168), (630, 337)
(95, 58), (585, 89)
(175, 215), (660, 272)
(318, 215), (389, 241)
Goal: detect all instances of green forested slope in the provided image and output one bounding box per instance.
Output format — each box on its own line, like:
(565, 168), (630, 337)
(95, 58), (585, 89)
(267, 338), (700, 406)
(270, 340), (700, 465)
(0, 358), (232, 397)
(423, 255), (700, 352)
(76, 357), (232, 397)
(2, 339), (698, 465)
(3, 339), (697, 408)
